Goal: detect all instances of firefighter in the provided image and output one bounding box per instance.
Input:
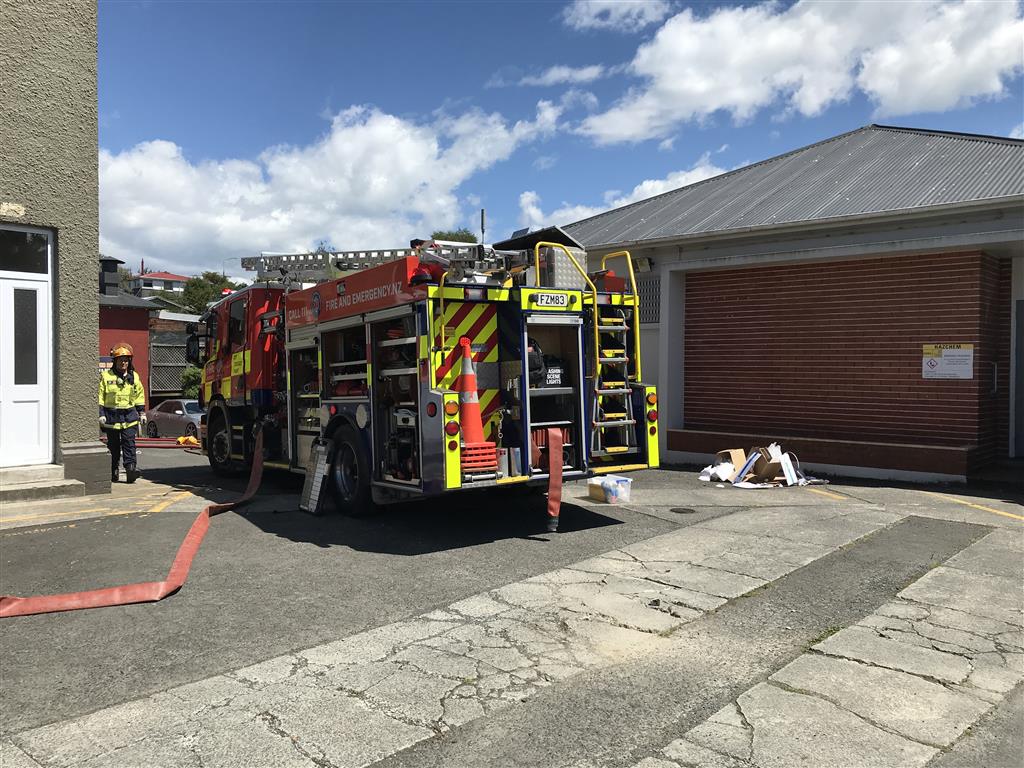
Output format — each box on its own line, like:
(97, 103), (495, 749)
(99, 343), (147, 483)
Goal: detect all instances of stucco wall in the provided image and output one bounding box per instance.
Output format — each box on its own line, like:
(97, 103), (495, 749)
(0, 0), (99, 447)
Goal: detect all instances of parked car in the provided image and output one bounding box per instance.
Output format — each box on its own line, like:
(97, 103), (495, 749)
(145, 399), (203, 438)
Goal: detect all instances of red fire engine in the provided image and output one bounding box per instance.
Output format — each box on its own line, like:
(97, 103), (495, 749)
(187, 227), (658, 523)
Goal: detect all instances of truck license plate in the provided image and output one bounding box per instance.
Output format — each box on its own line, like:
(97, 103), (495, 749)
(535, 293), (568, 307)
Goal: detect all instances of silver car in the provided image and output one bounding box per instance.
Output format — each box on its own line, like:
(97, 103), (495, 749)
(146, 399), (203, 438)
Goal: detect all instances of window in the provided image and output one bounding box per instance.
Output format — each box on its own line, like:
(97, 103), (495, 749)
(157, 401), (176, 413)
(207, 313), (219, 348)
(143, 280), (154, 288)
(228, 298), (247, 347)
(0, 229), (48, 274)
(164, 280), (174, 290)
(13, 288), (38, 384)
(185, 401), (203, 414)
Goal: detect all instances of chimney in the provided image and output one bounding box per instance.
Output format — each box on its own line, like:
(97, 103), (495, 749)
(99, 254), (124, 296)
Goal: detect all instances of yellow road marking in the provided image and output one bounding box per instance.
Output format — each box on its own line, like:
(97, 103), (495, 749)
(920, 491), (1024, 522)
(1, 508), (107, 524)
(805, 488), (848, 501)
(146, 491), (193, 514)
(1, 490), (194, 526)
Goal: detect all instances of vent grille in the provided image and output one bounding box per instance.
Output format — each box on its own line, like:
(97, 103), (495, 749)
(636, 275), (660, 325)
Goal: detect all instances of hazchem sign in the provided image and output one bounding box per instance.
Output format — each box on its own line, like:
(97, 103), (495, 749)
(922, 344), (973, 380)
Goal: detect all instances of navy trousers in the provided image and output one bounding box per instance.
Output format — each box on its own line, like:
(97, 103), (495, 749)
(108, 426), (138, 472)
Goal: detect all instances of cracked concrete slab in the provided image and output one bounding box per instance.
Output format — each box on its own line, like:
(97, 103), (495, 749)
(701, 683), (938, 767)
(624, 528), (1019, 768)
(771, 653), (991, 746)
(814, 626), (974, 683)
(660, 738), (752, 768)
(0, 740), (41, 768)
(899, 567), (1024, 628)
(3, 505), (908, 768)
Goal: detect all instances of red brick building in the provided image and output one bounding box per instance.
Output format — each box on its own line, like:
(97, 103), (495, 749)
(567, 126), (1024, 482)
(98, 256), (153, 399)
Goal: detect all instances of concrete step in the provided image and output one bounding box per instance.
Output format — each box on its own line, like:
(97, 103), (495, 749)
(0, 479), (86, 503)
(0, 463), (64, 485)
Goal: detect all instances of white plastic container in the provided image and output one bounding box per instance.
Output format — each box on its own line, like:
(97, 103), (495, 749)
(587, 475), (632, 503)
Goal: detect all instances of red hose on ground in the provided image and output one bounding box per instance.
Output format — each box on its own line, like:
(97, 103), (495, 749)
(0, 432), (265, 618)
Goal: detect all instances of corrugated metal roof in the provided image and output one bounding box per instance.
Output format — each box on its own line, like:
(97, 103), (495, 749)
(98, 292), (155, 309)
(565, 125), (1024, 249)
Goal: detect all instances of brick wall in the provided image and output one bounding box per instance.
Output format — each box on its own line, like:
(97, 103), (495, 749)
(99, 307), (150, 402)
(681, 251), (1011, 464)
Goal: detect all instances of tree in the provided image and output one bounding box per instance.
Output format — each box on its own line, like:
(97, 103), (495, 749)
(180, 365), (202, 399)
(180, 271), (245, 314)
(431, 228), (477, 243)
(116, 266), (134, 292)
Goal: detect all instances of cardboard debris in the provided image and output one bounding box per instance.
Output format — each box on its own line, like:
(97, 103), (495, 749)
(699, 442), (827, 488)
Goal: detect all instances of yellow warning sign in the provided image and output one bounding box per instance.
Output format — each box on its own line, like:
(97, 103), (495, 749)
(923, 344), (973, 380)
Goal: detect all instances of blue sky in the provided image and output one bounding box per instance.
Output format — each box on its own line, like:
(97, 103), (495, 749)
(98, 0), (1024, 279)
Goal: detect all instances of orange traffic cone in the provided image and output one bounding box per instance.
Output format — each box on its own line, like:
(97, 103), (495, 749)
(457, 337), (497, 472)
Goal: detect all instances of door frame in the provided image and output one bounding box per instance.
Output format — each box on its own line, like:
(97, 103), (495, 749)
(0, 225), (55, 467)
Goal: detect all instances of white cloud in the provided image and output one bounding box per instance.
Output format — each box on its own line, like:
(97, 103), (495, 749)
(533, 155), (557, 171)
(580, 0), (1024, 144)
(100, 102), (560, 275)
(519, 152), (726, 229)
(562, 0), (673, 33)
(1011, 122), (1024, 139)
(520, 64), (606, 86)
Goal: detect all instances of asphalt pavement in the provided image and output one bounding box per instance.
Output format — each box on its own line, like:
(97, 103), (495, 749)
(1, 449), (1021, 768)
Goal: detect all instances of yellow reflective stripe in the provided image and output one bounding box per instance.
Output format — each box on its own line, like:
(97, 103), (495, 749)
(221, 377), (232, 398)
(204, 381), (213, 402)
(646, 385), (659, 468)
(443, 393), (461, 490)
(244, 350), (251, 373)
(434, 302), (498, 390)
(593, 463), (647, 474)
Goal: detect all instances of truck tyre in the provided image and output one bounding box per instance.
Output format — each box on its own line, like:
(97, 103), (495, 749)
(329, 425), (374, 516)
(207, 407), (238, 476)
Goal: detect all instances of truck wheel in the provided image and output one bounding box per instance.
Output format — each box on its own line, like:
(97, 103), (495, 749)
(207, 409), (237, 476)
(329, 426), (374, 516)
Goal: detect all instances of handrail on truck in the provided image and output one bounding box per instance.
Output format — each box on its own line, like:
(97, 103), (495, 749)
(438, 270), (450, 358)
(600, 250), (642, 382)
(533, 242), (599, 378)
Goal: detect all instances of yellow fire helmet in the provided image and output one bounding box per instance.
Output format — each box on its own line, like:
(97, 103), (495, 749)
(110, 342), (134, 358)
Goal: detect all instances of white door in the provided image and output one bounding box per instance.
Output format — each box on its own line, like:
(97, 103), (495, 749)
(0, 228), (53, 467)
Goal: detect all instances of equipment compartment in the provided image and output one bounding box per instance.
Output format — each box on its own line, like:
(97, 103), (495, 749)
(369, 315), (421, 485)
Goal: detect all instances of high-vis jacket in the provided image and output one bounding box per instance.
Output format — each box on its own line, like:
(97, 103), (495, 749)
(99, 369), (146, 429)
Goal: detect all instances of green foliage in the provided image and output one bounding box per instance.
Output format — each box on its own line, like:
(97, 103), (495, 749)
(431, 228), (478, 243)
(181, 271), (245, 314)
(116, 265), (134, 292)
(181, 365), (202, 399)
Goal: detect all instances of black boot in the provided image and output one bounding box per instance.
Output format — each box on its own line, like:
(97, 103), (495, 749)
(111, 467), (119, 482)
(126, 464), (140, 484)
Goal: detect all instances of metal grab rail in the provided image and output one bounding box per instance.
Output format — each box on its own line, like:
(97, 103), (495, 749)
(600, 250), (642, 382)
(533, 242), (600, 378)
(437, 270), (450, 365)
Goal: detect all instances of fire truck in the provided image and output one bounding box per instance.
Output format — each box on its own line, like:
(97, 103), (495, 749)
(186, 227), (658, 520)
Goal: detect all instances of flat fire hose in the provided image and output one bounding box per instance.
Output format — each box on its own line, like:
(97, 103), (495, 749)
(0, 431), (265, 618)
(530, 427), (563, 531)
